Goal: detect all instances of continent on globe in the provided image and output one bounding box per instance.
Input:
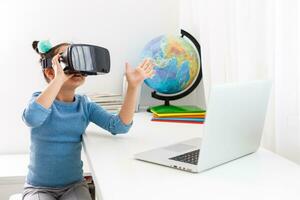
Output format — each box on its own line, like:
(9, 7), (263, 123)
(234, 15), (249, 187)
(141, 35), (200, 94)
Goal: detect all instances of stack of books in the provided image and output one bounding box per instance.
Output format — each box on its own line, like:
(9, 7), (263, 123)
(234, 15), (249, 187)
(87, 93), (123, 113)
(150, 105), (206, 124)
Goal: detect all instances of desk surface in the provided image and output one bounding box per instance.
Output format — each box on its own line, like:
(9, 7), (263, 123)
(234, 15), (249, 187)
(83, 112), (300, 200)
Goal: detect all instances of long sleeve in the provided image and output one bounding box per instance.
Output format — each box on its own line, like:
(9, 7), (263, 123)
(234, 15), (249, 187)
(22, 93), (51, 128)
(88, 101), (132, 135)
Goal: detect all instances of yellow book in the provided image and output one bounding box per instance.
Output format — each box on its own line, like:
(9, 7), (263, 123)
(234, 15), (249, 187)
(153, 112), (206, 117)
(153, 114), (205, 118)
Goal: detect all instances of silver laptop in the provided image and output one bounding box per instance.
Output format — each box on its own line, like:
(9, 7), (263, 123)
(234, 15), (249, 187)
(135, 80), (272, 173)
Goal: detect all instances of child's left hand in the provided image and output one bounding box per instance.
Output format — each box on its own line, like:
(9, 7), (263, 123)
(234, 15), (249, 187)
(125, 59), (155, 89)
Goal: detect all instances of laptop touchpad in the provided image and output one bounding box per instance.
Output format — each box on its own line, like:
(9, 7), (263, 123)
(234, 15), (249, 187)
(164, 143), (196, 153)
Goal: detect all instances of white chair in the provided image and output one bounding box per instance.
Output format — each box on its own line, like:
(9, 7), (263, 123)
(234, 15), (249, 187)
(9, 193), (22, 200)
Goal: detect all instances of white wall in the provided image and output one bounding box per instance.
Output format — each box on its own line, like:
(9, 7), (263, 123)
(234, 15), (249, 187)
(0, 0), (179, 154)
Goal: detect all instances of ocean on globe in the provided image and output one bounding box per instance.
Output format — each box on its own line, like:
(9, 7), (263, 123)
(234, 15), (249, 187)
(141, 35), (200, 94)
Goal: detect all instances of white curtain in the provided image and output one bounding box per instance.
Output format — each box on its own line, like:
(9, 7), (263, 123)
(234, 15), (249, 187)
(180, 0), (300, 164)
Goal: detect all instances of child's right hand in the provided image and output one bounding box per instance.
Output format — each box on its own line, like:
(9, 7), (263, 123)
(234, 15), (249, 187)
(52, 54), (73, 83)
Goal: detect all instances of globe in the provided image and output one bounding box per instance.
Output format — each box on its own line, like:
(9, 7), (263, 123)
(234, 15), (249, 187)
(141, 34), (200, 95)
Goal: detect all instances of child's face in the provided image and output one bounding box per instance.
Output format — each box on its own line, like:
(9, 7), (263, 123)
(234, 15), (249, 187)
(63, 72), (86, 90)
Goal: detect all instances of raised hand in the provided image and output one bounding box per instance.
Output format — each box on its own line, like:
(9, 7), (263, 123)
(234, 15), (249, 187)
(125, 59), (155, 89)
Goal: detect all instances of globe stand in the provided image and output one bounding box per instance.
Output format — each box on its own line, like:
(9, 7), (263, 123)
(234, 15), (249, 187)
(147, 29), (203, 112)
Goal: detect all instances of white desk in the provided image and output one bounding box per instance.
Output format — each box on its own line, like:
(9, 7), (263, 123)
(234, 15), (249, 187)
(83, 112), (300, 200)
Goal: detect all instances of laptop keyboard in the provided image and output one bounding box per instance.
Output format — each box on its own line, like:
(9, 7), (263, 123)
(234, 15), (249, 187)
(169, 149), (200, 165)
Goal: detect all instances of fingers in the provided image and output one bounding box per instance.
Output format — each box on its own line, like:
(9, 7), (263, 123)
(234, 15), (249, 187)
(125, 59), (155, 81)
(125, 62), (131, 73)
(51, 54), (62, 70)
(144, 60), (155, 77)
(52, 54), (59, 64)
(143, 66), (155, 78)
(138, 59), (152, 70)
(136, 59), (155, 79)
(145, 60), (154, 70)
(138, 59), (148, 69)
(145, 65), (153, 74)
(141, 59), (154, 73)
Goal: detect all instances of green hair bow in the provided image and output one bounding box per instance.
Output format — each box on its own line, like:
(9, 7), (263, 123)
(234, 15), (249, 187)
(38, 40), (52, 53)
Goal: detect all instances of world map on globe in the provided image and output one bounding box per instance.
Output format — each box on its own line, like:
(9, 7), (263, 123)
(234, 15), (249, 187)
(141, 35), (200, 94)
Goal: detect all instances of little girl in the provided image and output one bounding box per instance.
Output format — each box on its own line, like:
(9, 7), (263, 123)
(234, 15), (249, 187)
(22, 41), (154, 200)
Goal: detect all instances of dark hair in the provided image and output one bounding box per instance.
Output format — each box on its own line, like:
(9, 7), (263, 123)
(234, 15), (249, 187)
(32, 41), (70, 82)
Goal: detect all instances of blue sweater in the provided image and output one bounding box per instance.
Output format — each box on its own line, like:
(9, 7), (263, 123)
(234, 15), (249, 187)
(22, 92), (132, 187)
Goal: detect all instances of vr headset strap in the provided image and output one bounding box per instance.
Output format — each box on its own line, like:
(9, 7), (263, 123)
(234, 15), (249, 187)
(41, 58), (52, 68)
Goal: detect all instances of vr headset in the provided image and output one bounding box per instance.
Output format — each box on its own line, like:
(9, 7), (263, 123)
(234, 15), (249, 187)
(41, 44), (110, 76)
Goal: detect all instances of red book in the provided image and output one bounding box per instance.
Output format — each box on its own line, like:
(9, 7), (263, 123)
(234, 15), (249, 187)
(151, 119), (204, 124)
